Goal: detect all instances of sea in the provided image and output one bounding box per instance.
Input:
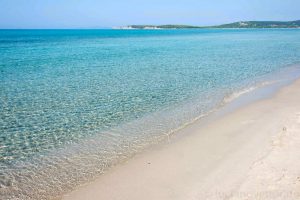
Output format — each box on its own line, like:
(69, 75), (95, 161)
(1, 29), (300, 199)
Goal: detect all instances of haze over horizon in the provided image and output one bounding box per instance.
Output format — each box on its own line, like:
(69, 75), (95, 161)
(0, 0), (300, 29)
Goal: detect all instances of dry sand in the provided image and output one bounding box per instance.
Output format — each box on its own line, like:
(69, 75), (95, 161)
(62, 78), (300, 200)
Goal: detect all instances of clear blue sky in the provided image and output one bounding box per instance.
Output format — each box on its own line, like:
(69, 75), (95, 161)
(0, 0), (299, 28)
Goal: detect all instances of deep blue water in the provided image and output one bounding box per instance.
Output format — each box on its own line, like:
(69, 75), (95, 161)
(1, 29), (300, 199)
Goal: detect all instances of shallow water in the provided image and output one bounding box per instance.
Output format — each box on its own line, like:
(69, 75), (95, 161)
(1, 29), (300, 199)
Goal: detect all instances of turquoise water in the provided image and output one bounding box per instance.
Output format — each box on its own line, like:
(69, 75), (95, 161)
(1, 29), (300, 199)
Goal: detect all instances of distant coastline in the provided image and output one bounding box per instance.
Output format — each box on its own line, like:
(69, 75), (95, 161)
(114, 20), (300, 29)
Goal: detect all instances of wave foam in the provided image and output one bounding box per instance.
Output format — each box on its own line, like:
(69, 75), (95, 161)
(223, 81), (277, 103)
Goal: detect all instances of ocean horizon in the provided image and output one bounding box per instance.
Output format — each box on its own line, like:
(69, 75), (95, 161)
(1, 29), (300, 199)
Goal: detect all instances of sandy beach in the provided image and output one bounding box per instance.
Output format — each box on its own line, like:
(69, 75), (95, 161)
(61, 76), (300, 200)
(1, 2), (300, 199)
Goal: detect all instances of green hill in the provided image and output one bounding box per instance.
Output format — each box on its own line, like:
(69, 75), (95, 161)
(211, 20), (300, 28)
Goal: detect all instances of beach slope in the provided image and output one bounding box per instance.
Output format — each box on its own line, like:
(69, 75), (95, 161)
(63, 79), (300, 200)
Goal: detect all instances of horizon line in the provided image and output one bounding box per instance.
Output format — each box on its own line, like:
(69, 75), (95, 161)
(1, 19), (299, 30)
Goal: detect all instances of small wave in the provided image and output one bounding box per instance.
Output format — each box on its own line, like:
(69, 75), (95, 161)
(223, 81), (277, 103)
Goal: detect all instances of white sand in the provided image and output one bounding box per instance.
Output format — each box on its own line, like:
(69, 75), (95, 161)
(62, 79), (300, 200)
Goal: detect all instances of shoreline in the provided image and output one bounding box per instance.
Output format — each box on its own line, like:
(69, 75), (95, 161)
(62, 75), (300, 200)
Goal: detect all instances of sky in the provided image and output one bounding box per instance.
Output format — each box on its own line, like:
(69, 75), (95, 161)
(0, 0), (299, 29)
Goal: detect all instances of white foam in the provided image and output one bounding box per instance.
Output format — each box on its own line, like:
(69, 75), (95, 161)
(223, 81), (277, 103)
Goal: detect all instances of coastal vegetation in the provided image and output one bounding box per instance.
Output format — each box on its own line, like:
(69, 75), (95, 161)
(120, 20), (300, 29)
